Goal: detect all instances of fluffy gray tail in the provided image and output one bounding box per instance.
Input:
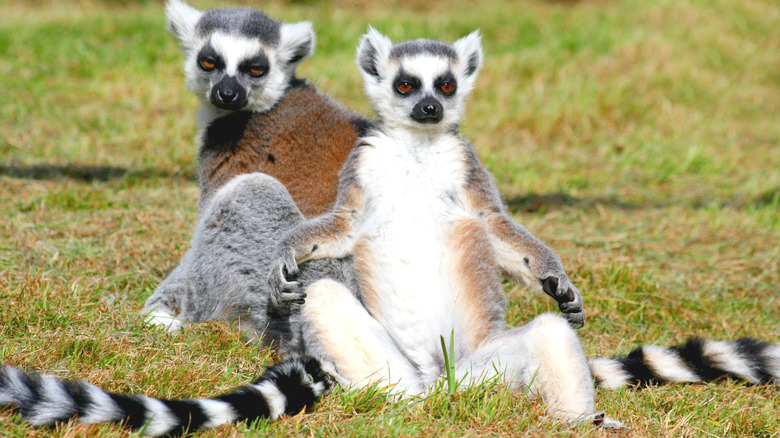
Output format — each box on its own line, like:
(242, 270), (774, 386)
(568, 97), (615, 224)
(589, 338), (780, 389)
(0, 356), (333, 437)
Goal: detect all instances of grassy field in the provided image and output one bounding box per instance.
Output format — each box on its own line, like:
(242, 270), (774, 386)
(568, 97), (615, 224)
(1, 0), (778, 436)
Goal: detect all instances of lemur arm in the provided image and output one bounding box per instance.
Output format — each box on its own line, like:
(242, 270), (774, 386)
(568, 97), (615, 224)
(268, 153), (366, 307)
(463, 153), (585, 328)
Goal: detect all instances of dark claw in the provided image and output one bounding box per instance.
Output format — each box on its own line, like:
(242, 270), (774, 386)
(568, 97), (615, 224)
(563, 288), (575, 303)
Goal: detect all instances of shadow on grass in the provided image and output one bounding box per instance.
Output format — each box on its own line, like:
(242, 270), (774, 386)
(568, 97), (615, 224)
(0, 163), (196, 183)
(505, 192), (641, 213)
(505, 188), (780, 214)
(747, 187), (780, 208)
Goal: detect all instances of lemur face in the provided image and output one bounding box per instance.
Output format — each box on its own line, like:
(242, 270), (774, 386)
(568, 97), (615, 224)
(357, 28), (483, 133)
(166, 0), (314, 113)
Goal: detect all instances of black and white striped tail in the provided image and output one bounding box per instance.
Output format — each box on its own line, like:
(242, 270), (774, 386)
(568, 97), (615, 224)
(589, 338), (780, 389)
(0, 356), (334, 437)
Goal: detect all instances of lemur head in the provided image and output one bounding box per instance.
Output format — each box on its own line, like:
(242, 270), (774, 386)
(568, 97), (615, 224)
(166, 0), (314, 114)
(356, 28), (483, 133)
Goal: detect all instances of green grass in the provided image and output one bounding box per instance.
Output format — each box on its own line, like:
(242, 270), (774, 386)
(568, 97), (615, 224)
(1, 0), (778, 436)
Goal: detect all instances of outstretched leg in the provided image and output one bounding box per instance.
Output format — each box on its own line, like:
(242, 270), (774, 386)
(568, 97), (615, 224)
(457, 314), (621, 426)
(299, 279), (424, 395)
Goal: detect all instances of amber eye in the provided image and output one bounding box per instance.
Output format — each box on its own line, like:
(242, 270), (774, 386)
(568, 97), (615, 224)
(397, 82), (413, 94)
(249, 66), (266, 77)
(200, 58), (216, 71)
(440, 82), (455, 95)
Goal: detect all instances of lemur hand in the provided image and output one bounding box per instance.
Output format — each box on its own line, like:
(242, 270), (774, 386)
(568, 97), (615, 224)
(268, 249), (306, 307)
(541, 275), (585, 329)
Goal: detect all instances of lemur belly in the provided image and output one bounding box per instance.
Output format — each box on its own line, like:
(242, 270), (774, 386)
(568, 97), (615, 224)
(356, 133), (486, 380)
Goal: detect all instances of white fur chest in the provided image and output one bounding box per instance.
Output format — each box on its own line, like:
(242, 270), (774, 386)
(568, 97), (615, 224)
(355, 130), (472, 375)
(357, 131), (469, 235)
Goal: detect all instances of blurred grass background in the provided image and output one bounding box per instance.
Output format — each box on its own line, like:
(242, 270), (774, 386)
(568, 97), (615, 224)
(1, 0), (778, 436)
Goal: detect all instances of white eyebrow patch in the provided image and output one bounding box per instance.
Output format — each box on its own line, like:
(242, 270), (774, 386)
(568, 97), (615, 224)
(210, 32), (265, 75)
(395, 54), (452, 90)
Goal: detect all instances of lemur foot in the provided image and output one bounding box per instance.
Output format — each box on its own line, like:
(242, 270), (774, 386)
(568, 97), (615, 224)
(142, 307), (189, 331)
(592, 412), (627, 429)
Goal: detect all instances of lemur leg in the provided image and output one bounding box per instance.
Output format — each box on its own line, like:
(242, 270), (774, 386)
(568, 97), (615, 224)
(300, 279), (424, 395)
(143, 172), (305, 339)
(456, 314), (619, 425)
(142, 250), (195, 331)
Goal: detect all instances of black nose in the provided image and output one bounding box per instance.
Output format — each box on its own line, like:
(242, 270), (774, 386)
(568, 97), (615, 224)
(210, 75), (248, 110)
(411, 97), (443, 124)
(217, 87), (237, 103)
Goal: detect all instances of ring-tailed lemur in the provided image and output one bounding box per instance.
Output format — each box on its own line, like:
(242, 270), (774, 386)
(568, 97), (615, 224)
(265, 27), (600, 424)
(265, 29), (780, 425)
(165, 0), (368, 213)
(1, 28), (778, 436)
(141, 0), (370, 346)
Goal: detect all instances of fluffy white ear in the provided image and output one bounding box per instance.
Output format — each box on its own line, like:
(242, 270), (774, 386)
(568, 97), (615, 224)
(278, 21), (315, 68)
(356, 26), (393, 81)
(166, 0), (203, 50)
(453, 30), (483, 82)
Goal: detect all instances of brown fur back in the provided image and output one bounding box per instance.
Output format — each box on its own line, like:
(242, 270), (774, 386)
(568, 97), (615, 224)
(198, 82), (370, 218)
